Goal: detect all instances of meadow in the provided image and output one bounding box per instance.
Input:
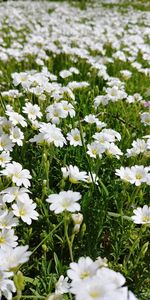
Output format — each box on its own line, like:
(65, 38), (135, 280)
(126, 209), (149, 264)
(0, 0), (150, 299)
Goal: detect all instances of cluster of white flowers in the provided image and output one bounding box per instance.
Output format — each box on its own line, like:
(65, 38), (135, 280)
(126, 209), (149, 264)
(115, 165), (150, 186)
(49, 256), (137, 300)
(0, 163), (39, 225)
(30, 122), (66, 148)
(87, 128), (123, 159)
(0, 0), (149, 297)
(126, 137), (150, 157)
(0, 246), (31, 299)
(46, 101), (75, 124)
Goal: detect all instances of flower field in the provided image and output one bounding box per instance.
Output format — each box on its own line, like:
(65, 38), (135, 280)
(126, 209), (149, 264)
(0, 0), (150, 299)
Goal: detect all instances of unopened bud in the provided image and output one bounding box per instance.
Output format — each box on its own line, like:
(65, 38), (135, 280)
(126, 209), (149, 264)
(14, 271), (25, 292)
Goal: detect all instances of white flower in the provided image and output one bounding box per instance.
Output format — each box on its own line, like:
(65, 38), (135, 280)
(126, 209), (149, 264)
(60, 101), (75, 118)
(12, 199), (39, 225)
(0, 229), (18, 249)
(74, 276), (108, 300)
(95, 257), (108, 268)
(0, 270), (16, 300)
(0, 151), (12, 167)
(140, 112), (150, 126)
(67, 128), (85, 147)
(0, 210), (18, 229)
(131, 205), (150, 224)
(9, 126), (24, 146)
(94, 95), (109, 107)
(120, 70), (132, 80)
(115, 167), (133, 182)
(68, 81), (89, 90)
(69, 67), (79, 75)
(105, 142), (123, 159)
(46, 190), (81, 214)
(61, 165), (88, 183)
(130, 165), (149, 186)
(87, 142), (105, 159)
(126, 139), (147, 157)
(39, 123), (66, 147)
(1, 162), (32, 188)
(86, 172), (99, 185)
(0, 134), (14, 152)
(116, 165), (149, 186)
(84, 114), (98, 124)
(0, 245), (31, 270)
(59, 70), (72, 79)
(67, 257), (98, 283)
(23, 102), (42, 120)
(12, 72), (31, 89)
(55, 275), (70, 294)
(105, 86), (127, 102)
(0, 187), (31, 203)
(96, 267), (126, 290)
(6, 110), (27, 127)
(46, 103), (66, 124)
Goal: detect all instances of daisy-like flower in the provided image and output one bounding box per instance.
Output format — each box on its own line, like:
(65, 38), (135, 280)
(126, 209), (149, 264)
(6, 110), (27, 127)
(59, 70), (72, 79)
(74, 276), (108, 300)
(0, 229), (18, 249)
(131, 205), (150, 224)
(0, 151), (12, 167)
(87, 142), (105, 159)
(84, 114), (98, 124)
(0, 162), (32, 188)
(126, 139), (147, 157)
(140, 112), (150, 126)
(9, 126), (24, 146)
(105, 142), (123, 159)
(0, 210), (18, 229)
(130, 165), (149, 186)
(55, 275), (70, 295)
(0, 134), (14, 152)
(67, 257), (98, 283)
(39, 123), (66, 147)
(61, 165), (88, 183)
(23, 102), (42, 120)
(60, 101), (75, 118)
(115, 167), (134, 182)
(46, 190), (81, 214)
(0, 245), (31, 270)
(46, 103), (66, 124)
(0, 187), (31, 203)
(67, 128), (85, 147)
(116, 165), (150, 186)
(12, 199), (39, 225)
(120, 70), (132, 80)
(0, 270), (16, 300)
(85, 172), (99, 185)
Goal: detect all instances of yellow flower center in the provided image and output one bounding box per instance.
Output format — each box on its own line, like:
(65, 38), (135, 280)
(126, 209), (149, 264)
(142, 216), (150, 223)
(135, 174), (143, 180)
(89, 291), (101, 298)
(19, 209), (25, 216)
(80, 271), (90, 279)
(0, 236), (5, 244)
(74, 135), (80, 141)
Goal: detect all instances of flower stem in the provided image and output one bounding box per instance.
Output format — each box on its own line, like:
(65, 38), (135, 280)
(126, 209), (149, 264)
(64, 214), (74, 262)
(31, 220), (63, 256)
